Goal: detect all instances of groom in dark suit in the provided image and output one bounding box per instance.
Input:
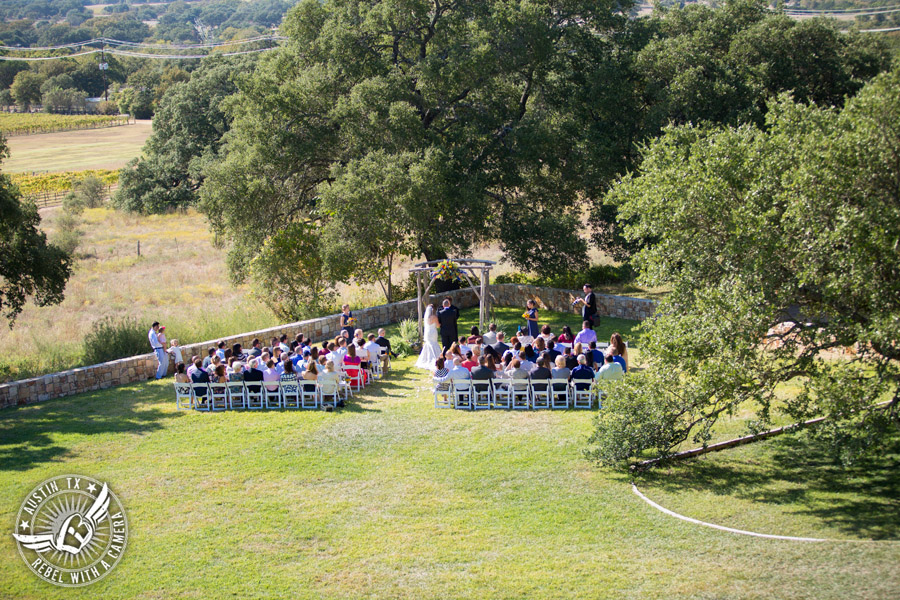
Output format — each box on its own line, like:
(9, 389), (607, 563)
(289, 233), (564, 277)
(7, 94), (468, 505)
(438, 298), (460, 353)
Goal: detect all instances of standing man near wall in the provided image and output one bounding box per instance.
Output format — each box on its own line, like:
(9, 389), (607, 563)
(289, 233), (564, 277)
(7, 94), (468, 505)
(573, 284), (597, 328)
(149, 321), (168, 379)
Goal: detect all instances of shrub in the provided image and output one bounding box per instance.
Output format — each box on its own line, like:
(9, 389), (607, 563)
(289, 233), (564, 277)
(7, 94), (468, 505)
(78, 175), (106, 208)
(96, 100), (119, 115)
(494, 263), (635, 289)
(82, 317), (150, 365)
(61, 191), (84, 215)
(51, 229), (82, 255)
(397, 318), (419, 343)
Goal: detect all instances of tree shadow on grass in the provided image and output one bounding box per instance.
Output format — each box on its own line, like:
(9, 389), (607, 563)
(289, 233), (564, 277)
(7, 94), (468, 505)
(0, 381), (183, 472)
(636, 431), (900, 540)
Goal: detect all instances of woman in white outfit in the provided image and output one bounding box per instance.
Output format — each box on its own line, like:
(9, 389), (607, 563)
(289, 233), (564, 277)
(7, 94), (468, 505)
(415, 304), (442, 370)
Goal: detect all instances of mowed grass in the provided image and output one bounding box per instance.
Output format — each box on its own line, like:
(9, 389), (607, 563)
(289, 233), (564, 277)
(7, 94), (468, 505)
(0, 331), (897, 598)
(3, 120), (152, 173)
(0, 207), (280, 381)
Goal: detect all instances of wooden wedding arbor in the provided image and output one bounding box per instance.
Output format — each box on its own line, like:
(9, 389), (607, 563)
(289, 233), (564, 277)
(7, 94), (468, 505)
(409, 259), (495, 340)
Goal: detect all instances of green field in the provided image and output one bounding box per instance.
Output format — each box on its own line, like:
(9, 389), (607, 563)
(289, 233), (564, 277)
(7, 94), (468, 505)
(3, 120), (152, 173)
(1, 309), (897, 599)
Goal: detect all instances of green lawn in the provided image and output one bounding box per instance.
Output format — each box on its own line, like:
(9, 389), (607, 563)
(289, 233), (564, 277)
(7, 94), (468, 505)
(1, 309), (897, 599)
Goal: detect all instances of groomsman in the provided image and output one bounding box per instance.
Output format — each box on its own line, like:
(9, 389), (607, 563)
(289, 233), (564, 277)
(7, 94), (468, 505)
(574, 283), (597, 328)
(149, 321), (168, 379)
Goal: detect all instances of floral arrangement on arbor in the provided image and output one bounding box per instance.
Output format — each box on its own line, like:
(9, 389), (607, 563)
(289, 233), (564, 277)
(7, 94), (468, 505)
(432, 259), (463, 283)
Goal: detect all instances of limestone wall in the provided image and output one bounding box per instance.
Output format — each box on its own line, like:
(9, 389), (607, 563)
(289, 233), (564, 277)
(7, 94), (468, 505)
(0, 285), (655, 408)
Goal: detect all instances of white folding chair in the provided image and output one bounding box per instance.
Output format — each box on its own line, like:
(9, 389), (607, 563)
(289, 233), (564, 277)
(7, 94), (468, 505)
(433, 378), (451, 409)
(530, 379), (551, 409)
(244, 381), (264, 410)
(451, 379), (473, 410)
(571, 380), (594, 409)
(491, 379), (511, 409)
(227, 381), (246, 409)
(318, 379), (340, 408)
(191, 382), (210, 411)
(300, 382), (319, 409)
(209, 383), (229, 411)
(174, 382), (193, 410)
(342, 364), (363, 394)
(549, 378), (570, 409)
(510, 378), (530, 410)
(264, 384), (282, 409)
(472, 379), (493, 410)
(281, 380), (300, 409)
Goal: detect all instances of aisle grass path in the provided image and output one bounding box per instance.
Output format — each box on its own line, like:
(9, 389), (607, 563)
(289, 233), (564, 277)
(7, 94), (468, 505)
(0, 311), (897, 598)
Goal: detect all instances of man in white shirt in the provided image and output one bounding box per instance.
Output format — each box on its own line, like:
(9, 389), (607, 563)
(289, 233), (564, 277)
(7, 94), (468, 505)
(595, 355), (625, 381)
(148, 321), (168, 379)
(481, 323), (498, 346)
(364, 334), (386, 370)
(439, 358), (472, 383)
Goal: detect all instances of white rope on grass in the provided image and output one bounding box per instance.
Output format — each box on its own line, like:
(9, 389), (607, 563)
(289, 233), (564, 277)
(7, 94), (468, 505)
(631, 482), (899, 543)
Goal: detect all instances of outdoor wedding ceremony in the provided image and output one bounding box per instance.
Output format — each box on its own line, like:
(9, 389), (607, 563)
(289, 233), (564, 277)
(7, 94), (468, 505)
(1, 1), (898, 598)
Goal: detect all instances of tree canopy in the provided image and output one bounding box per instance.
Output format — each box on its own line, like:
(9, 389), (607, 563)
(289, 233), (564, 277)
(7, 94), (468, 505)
(0, 135), (71, 326)
(588, 67), (900, 467)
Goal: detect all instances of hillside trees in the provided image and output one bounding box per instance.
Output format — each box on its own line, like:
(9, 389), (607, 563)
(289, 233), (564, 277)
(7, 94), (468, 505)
(588, 68), (900, 467)
(113, 60), (245, 213)
(0, 136), (71, 325)
(201, 0), (634, 307)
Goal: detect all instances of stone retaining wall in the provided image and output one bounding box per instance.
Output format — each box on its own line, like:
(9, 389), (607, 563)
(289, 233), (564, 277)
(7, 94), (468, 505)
(0, 285), (655, 408)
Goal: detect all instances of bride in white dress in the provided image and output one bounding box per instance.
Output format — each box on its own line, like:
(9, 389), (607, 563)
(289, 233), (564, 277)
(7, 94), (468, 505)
(415, 304), (442, 370)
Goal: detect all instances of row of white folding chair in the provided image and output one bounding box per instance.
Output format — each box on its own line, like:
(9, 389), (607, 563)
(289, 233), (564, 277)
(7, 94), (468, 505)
(433, 378), (600, 410)
(175, 381), (322, 411)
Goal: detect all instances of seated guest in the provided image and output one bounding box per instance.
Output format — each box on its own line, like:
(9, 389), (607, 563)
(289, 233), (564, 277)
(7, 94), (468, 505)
(458, 336), (471, 355)
(609, 349), (627, 374)
(279, 334), (291, 354)
(517, 350), (535, 373)
(354, 328), (365, 347)
(228, 361), (244, 382)
(243, 358), (264, 393)
(606, 332), (629, 371)
(248, 338), (263, 358)
(517, 327), (534, 347)
(545, 340), (560, 364)
(186, 356), (200, 378)
(440, 357), (472, 382)
(280, 359), (298, 385)
(485, 355), (501, 374)
(491, 331), (509, 357)
(202, 346), (216, 370)
(481, 323), (498, 346)
(574, 320), (597, 345)
(539, 325), (554, 344)
(467, 326), (480, 345)
(355, 338), (370, 370)
(263, 360), (281, 392)
(505, 358), (529, 383)
(557, 325), (575, 346)
(551, 355), (571, 381)
(374, 328), (397, 358)
(190, 359), (210, 398)
(174, 362), (190, 383)
(461, 351), (478, 372)
(589, 341), (604, 366)
(365, 334), (386, 370)
(223, 348), (233, 364)
(317, 361), (343, 407)
(529, 357), (552, 392)
(564, 346), (578, 370)
(301, 361), (318, 392)
(210, 364), (227, 384)
(432, 357), (449, 389)
(470, 355), (495, 392)
(448, 342), (464, 361)
(532, 337), (546, 355)
(569, 354), (595, 390)
(232, 343), (248, 362)
(573, 343), (588, 367)
(595, 354), (625, 381)
(216, 341), (227, 360)
(343, 345), (367, 384)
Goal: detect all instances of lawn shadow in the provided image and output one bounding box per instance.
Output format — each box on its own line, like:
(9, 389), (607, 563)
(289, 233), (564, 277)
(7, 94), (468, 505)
(637, 431), (900, 540)
(0, 382), (183, 472)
